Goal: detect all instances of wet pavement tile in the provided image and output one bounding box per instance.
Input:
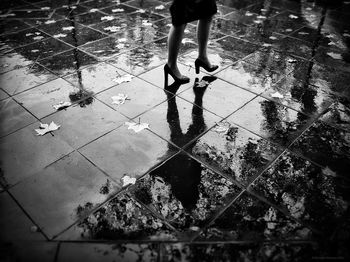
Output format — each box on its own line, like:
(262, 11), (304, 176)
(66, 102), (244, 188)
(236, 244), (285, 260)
(126, 0), (165, 9)
(74, 10), (109, 26)
(227, 96), (313, 147)
(37, 19), (107, 47)
(0, 89), (9, 100)
(1, 241), (58, 262)
(214, 36), (260, 60)
(288, 26), (320, 45)
(79, 123), (179, 185)
(38, 48), (98, 76)
(130, 154), (242, 235)
(0, 192), (45, 241)
(0, 19), (30, 36)
(54, 5), (90, 18)
(0, 121), (73, 186)
(63, 62), (126, 93)
(13, 78), (79, 119)
(178, 74), (257, 118)
(98, 3), (138, 16)
(214, 60), (286, 95)
(289, 120), (350, 178)
(10, 9), (54, 20)
(41, 100), (128, 149)
(9, 151), (118, 239)
(269, 36), (314, 60)
(13, 36), (72, 61)
(250, 150), (349, 235)
(107, 47), (165, 76)
(0, 27), (50, 49)
(320, 98), (350, 131)
(138, 93), (222, 148)
(313, 45), (350, 69)
(118, 10), (164, 29)
(57, 242), (159, 262)
(0, 63), (58, 96)
(97, 76), (168, 119)
(57, 191), (177, 241)
(188, 120), (281, 186)
(82, 0), (131, 9)
(319, 18), (350, 47)
(0, 98), (36, 137)
(160, 242), (318, 262)
(217, 0), (259, 10)
(210, 17), (242, 37)
(0, 47), (33, 74)
(199, 191), (312, 241)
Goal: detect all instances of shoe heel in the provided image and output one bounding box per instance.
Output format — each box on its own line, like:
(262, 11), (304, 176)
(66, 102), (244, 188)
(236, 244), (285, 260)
(195, 64), (200, 74)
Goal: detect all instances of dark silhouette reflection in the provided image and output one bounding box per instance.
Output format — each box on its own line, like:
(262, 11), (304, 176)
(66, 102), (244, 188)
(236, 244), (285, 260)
(148, 76), (217, 211)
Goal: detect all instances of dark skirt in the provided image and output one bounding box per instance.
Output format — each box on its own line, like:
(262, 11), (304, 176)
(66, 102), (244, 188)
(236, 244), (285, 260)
(170, 0), (217, 26)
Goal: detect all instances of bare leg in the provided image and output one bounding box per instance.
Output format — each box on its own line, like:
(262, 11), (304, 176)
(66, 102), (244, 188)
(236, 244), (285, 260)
(167, 24), (187, 78)
(197, 16), (213, 66)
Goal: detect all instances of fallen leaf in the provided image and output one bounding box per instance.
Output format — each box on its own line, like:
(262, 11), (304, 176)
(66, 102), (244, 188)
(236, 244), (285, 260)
(285, 28), (293, 32)
(271, 91), (284, 99)
(136, 9), (146, 13)
(257, 15), (266, 19)
(322, 167), (337, 177)
(196, 80), (210, 88)
(190, 226), (200, 231)
(52, 101), (72, 110)
(245, 11), (254, 16)
(104, 26), (120, 32)
(62, 26), (74, 31)
(111, 94), (129, 105)
(118, 38), (127, 42)
(327, 52), (342, 60)
(31, 49), (40, 53)
(263, 43), (272, 47)
(213, 122), (230, 134)
(121, 175), (136, 187)
(287, 58), (297, 63)
(112, 8), (124, 12)
(261, 8), (267, 11)
(155, 5), (165, 10)
(90, 8), (98, 12)
(33, 36), (44, 40)
(53, 33), (67, 38)
(343, 33), (350, 37)
(254, 20), (263, 24)
(289, 14), (299, 19)
(41, 6), (50, 10)
(182, 38), (195, 44)
(101, 16), (114, 21)
(142, 20), (152, 26)
(35, 121), (61, 136)
(26, 33), (34, 36)
(44, 20), (56, 24)
(298, 31), (309, 35)
(125, 122), (149, 133)
(112, 74), (134, 84)
(269, 36), (277, 40)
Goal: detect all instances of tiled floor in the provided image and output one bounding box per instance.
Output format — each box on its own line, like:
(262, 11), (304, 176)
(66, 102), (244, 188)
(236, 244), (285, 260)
(1, 0), (349, 261)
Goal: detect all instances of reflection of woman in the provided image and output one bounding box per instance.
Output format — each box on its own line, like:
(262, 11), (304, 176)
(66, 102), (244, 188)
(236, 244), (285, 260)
(164, 0), (219, 84)
(157, 77), (216, 210)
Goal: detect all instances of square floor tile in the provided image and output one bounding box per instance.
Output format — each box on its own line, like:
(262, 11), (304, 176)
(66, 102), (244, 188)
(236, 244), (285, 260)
(97, 76), (167, 119)
(227, 96), (313, 147)
(290, 120), (350, 177)
(41, 99), (128, 149)
(250, 150), (349, 235)
(0, 27), (50, 48)
(0, 122), (73, 186)
(188, 120), (282, 185)
(14, 78), (79, 119)
(2, 242), (57, 262)
(0, 192), (45, 241)
(73, 10), (108, 26)
(79, 124), (179, 184)
(0, 19), (30, 35)
(178, 76), (257, 118)
(199, 191), (312, 241)
(215, 36), (260, 60)
(0, 63), (58, 95)
(0, 89), (9, 100)
(320, 98), (350, 131)
(0, 98), (36, 137)
(38, 48), (98, 76)
(139, 95), (222, 148)
(0, 47), (33, 74)
(10, 151), (118, 239)
(130, 155), (242, 234)
(57, 192), (178, 241)
(63, 62), (127, 93)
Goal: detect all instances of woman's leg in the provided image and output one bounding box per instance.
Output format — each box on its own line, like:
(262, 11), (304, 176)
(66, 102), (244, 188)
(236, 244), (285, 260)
(167, 23), (187, 78)
(197, 16), (213, 65)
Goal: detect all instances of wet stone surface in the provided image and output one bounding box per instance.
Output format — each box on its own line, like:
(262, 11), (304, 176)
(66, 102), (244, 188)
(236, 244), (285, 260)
(199, 191), (312, 241)
(250, 150), (349, 235)
(59, 192), (177, 241)
(188, 121), (282, 186)
(290, 120), (350, 178)
(130, 154), (242, 234)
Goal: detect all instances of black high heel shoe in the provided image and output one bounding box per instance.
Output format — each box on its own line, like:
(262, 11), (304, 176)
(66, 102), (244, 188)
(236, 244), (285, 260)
(164, 64), (190, 86)
(195, 58), (218, 74)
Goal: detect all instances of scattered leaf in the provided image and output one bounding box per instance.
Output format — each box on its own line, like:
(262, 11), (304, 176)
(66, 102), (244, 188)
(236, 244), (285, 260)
(213, 122), (230, 134)
(35, 121), (61, 136)
(196, 80), (210, 88)
(298, 31), (309, 35)
(53, 33), (67, 38)
(271, 91), (284, 99)
(245, 11), (254, 16)
(289, 14), (298, 19)
(327, 52), (342, 60)
(263, 43), (272, 47)
(26, 33), (34, 36)
(31, 49), (40, 53)
(254, 20), (263, 24)
(257, 15), (266, 19)
(269, 36), (278, 40)
(33, 36), (44, 40)
(182, 38), (195, 44)
(285, 28), (293, 32)
(142, 20), (152, 26)
(136, 9), (146, 13)
(62, 26), (74, 31)
(125, 122), (149, 133)
(121, 175), (136, 187)
(155, 5), (165, 10)
(112, 74), (134, 84)
(90, 8), (98, 12)
(343, 33), (350, 37)
(101, 16), (114, 21)
(104, 26), (120, 32)
(287, 58), (297, 63)
(111, 93), (129, 105)
(45, 20), (56, 24)
(41, 6), (50, 10)
(118, 38), (127, 42)
(261, 8), (267, 11)
(52, 101), (72, 110)
(190, 226), (200, 231)
(112, 8), (124, 12)
(322, 167), (337, 177)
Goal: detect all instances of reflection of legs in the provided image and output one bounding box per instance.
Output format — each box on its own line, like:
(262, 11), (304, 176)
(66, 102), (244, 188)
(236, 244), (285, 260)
(197, 16), (213, 66)
(167, 24), (187, 79)
(167, 96), (183, 145)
